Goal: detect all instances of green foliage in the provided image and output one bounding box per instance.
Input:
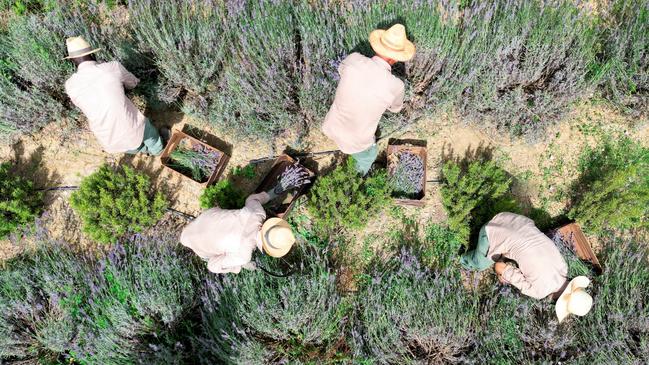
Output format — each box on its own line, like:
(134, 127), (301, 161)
(352, 249), (479, 363)
(199, 179), (245, 210)
(307, 158), (392, 237)
(569, 137), (649, 234)
(421, 223), (464, 270)
(231, 164), (256, 179)
(0, 162), (43, 238)
(440, 154), (515, 245)
(70, 164), (167, 243)
(197, 245), (349, 364)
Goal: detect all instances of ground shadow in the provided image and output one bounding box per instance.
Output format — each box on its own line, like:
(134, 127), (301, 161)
(182, 124), (233, 157)
(117, 154), (182, 205)
(10, 141), (63, 205)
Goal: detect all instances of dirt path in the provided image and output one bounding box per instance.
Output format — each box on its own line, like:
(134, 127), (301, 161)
(0, 102), (646, 261)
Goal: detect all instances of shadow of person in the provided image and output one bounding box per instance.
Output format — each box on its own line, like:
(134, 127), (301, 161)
(9, 142), (62, 198)
(182, 124), (233, 157)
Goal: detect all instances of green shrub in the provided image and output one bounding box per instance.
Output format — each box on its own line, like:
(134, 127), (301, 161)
(307, 158), (392, 238)
(568, 137), (649, 234)
(70, 164), (167, 243)
(0, 162), (43, 238)
(199, 179), (245, 210)
(440, 155), (516, 245)
(352, 248), (479, 363)
(197, 245), (349, 364)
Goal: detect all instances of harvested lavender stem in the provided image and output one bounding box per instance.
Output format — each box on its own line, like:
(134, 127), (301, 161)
(169, 141), (221, 182)
(273, 162), (311, 195)
(389, 151), (424, 198)
(550, 230), (593, 278)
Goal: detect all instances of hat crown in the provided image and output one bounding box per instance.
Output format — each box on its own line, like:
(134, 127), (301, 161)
(266, 225), (294, 250)
(66, 36), (92, 52)
(381, 24), (407, 50)
(567, 289), (593, 316)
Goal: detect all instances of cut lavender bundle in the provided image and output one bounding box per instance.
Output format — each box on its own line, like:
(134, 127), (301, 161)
(169, 140), (221, 182)
(390, 151), (424, 199)
(273, 162), (311, 195)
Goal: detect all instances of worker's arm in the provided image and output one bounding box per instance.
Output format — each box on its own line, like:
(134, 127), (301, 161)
(501, 264), (545, 299)
(387, 82), (405, 113)
(115, 62), (139, 90)
(207, 253), (251, 274)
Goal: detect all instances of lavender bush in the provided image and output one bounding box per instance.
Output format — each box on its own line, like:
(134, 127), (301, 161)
(129, 0), (226, 98)
(72, 232), (203, 364)
(0, 240), (97, 362)
(352, 248), (479, 363)
(597, 0), (648, 113)
(195, 244), (349, 364)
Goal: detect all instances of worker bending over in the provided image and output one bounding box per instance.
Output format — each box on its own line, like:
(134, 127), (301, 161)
(180, 168), (310, 274)
(461, 212), (593, 322)
(322, 24), (415, 174)
(64, 37), (168, 155)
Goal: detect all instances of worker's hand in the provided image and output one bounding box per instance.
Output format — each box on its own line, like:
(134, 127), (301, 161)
(494, 262), (509, 284)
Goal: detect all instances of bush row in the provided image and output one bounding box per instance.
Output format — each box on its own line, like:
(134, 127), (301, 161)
(1, 224), (647, 364)
(0, 0), (647, 141)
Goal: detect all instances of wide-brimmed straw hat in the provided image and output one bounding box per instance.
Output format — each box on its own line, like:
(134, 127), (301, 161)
(556, 276), (593, 323)
(369, 24), (416, 62)
(260, 218), (295, 258)
(64, 36), (101, 59)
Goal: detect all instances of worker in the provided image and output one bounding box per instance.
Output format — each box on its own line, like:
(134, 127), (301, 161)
(64, 36), (168, 155)
(322, 24), (416, 174)
(179, 168), (310, 274)
(461, 212), (593, 322)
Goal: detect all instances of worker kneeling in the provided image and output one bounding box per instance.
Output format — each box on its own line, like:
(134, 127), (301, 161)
(180, 168), (310, 274)
(461, 212), (593, 323)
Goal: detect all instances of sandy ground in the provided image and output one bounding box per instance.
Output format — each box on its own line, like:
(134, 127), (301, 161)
(0, 100), (647, 262)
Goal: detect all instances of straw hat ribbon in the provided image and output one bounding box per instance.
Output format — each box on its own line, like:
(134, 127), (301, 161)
(64, 36), (101, 59)
(261, 218), (295, 258)
(369, 24), (416, 62)
(556, 276), (593, 323)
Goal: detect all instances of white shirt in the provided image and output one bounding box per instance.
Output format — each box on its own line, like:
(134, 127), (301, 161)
(65, 61), (146, 153)
(180, 193), (270, 274)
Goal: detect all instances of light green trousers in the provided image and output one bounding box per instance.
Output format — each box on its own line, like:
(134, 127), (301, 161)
(351, 143), (378, 175)
(127, 118), (164, 156)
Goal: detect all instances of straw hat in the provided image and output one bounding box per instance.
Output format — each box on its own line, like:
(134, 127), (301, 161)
(556, 276), (593, 323)
(64, 36), (101, 59)
(369, 24), (416, 62)
(260, 218), (295, 258)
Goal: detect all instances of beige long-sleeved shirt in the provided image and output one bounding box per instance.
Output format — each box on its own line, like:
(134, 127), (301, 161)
(65, 61), (146, 153)
(180, 193), (269, 274)
(486, 212), (568, 299)
(322, 53), (405, 154)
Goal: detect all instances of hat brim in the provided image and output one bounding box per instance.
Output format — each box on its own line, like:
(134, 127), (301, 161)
(369, 30), (416, 62)
(261, 218), (294, 258)
(64, 48), (101, 60)
(556, 276), (590, 323)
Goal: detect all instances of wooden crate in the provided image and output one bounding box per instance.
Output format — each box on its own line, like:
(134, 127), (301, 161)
(160, 130), (230, 186)
(387, 141), (427, 207)
(557, 223), (602, 274)
(255, 154), (314, 219)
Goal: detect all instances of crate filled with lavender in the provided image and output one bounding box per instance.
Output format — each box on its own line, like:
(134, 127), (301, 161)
(160, 130), (230, 185)
(387, 141), (427, 207)
(255, 154), (314, 218)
